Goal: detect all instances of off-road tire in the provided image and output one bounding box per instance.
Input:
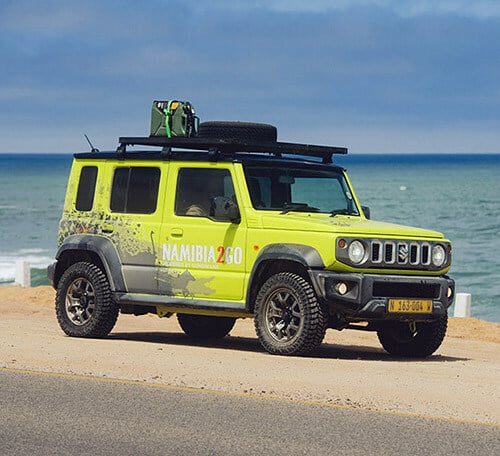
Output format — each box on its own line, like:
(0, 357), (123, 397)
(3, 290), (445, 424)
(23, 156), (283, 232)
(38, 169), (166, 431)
(377, 314), (448, 358)
(197, 121), (277, 142)
(254, 272), (327, 356)
(55, 262), (118, 338)
(177, 314), (236, 339)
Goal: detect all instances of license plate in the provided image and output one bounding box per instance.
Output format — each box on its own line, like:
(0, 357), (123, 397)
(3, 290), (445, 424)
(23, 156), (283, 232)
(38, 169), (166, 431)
(388, 299), (433, 314)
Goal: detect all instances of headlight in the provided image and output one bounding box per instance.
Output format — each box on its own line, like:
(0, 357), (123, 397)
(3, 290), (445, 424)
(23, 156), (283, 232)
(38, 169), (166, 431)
(348, 240), (366, 264)
(431, 244), (446, 267)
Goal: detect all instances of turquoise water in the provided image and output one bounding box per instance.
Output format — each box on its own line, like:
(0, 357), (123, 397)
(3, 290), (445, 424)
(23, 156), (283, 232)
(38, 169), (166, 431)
(1, 153), (499, 322)
(0, 154), (70, 287)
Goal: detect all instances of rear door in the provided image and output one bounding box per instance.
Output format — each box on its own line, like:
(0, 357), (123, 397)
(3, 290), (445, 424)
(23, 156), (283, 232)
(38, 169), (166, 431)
(101, 163), (165, 293)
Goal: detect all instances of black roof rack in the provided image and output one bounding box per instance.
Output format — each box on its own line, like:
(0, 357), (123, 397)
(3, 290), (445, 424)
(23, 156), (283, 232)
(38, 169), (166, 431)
(118, 136), (347, 164)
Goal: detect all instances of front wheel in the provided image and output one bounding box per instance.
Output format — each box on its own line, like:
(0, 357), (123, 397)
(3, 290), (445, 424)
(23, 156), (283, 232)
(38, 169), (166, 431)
(55, 262), (118, 338)
(254, 272), (327, 356)
(177, 314), (236, 339)
(377, 314), (448, 357)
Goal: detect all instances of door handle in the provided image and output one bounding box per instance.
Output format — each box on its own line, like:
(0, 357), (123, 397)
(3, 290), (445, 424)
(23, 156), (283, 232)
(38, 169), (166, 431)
(170, 228), (183, 237)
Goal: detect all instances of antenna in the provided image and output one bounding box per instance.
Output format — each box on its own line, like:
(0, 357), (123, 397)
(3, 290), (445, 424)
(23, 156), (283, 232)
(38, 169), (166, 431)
(84, 134), (99, 153)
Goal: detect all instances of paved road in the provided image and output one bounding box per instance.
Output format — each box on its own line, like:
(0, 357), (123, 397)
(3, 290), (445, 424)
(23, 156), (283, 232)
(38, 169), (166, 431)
(0, 369), (498, 456)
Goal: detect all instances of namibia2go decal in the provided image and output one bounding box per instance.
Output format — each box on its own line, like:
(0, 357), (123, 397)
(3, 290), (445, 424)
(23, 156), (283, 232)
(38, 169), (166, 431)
(162, 243), (243, 267)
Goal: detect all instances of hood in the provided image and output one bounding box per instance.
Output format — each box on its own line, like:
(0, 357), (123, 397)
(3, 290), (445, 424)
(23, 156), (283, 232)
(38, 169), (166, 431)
(260, 213), (444, 239)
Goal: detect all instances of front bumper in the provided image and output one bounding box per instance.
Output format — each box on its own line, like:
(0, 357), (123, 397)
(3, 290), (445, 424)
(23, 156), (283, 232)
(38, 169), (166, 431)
(309, 270), (455, 321)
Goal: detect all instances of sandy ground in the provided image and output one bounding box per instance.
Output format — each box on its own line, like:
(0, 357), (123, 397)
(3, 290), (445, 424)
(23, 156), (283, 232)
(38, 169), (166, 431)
(1, 286), (499, 425)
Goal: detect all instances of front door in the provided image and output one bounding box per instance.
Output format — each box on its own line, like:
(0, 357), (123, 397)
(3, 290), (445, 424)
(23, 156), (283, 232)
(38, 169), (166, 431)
(158, 165), (246, 304)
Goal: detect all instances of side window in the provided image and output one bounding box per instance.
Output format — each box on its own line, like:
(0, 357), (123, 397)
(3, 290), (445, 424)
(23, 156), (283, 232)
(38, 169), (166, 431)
(110, 167), (160, 214)
(175, 168), (235, 217)
(76, 166), (98, 211)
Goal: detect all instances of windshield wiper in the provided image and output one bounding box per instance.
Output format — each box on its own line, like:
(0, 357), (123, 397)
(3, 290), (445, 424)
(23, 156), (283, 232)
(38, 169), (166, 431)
(330, 209), (358, 217)
(280, 203), (319, 215)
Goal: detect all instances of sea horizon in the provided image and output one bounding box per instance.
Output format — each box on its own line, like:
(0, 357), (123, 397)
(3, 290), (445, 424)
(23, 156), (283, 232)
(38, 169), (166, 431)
(1, 152), (499, 322)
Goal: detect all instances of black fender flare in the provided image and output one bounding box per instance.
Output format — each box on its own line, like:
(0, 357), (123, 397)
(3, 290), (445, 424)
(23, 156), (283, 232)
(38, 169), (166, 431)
(54, 235), (126, 291)
(245, 243), (325, 311)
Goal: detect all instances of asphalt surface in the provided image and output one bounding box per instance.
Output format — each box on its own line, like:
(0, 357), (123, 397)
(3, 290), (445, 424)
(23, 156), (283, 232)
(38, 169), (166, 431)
(0, 369), (498, 456)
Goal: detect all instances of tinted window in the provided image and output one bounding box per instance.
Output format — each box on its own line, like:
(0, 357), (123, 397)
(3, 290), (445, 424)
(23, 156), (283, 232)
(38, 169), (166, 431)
(110, 168), (128, 212)
(175, 168), (235, 217)
(76, 166), (98, 211)
(243, 164), (358, 214)
(110, 167), (160, 214)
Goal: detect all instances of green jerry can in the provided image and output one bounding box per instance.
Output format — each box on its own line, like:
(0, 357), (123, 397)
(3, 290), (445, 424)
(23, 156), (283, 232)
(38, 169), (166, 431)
(150, 100), (199, 137)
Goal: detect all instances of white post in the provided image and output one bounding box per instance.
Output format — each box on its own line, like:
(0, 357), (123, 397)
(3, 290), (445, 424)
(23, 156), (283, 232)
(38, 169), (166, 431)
(454, 293), (471, 318)
(15, 260), (31, 287)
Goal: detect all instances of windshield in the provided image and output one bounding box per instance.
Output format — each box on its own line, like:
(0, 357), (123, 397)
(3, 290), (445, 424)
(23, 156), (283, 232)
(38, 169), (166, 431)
(243, 164), (359, 215)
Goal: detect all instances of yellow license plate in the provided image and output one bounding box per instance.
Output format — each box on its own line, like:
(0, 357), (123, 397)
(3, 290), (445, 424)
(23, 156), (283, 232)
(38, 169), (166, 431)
(388, 299), (433, 314)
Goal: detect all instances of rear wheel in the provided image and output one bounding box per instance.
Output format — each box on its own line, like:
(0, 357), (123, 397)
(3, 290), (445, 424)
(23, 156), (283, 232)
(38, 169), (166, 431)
(55, 262), (118, 338)
(377, 314), (448, 357)
(177, 314), (236, 339)
(254, 272), (327, 356)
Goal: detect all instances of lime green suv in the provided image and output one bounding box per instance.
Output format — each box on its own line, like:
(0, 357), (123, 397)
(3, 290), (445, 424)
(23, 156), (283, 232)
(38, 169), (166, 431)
(48, 122), (454, 357)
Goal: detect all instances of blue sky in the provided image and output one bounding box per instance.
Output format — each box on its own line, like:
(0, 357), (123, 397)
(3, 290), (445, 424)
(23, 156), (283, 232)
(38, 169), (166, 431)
(0, 0), (499, 153)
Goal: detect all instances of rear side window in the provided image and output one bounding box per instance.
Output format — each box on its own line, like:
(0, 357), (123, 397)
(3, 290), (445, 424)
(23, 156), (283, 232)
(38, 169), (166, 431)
(110, 167), (160, 214)
(76, 166), (98, 211)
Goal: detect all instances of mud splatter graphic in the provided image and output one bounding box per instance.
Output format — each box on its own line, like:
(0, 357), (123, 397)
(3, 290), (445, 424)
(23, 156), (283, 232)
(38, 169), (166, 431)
(58, 210), (154, 262)
(57, 211), (100, 246)
(106, 217), (154, 259)
(157, 269), (215, 297)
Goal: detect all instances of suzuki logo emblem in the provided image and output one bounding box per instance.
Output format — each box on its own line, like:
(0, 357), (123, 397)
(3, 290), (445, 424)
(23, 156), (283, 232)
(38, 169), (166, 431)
(398, 244), (409, 262)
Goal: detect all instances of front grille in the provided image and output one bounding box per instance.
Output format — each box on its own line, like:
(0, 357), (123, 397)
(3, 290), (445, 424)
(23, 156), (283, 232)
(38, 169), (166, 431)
(336, 238), (451, 271)
(371, 240), (431, 267)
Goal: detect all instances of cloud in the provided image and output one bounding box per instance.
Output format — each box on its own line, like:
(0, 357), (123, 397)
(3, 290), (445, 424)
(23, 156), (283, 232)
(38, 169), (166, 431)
(0, 0), (94, 35)
(0, 0), (499, 153)
(190, 0), (500, 18)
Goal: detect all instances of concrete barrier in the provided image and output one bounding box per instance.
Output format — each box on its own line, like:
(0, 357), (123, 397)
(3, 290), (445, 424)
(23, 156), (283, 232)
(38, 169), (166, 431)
(454, 293), (471, 318)
(14, 260), (31, 287)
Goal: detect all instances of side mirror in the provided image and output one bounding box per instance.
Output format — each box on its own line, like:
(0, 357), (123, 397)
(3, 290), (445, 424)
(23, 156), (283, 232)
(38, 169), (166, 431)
(361, 206), (371, 219)
(210, 196), (240, 223)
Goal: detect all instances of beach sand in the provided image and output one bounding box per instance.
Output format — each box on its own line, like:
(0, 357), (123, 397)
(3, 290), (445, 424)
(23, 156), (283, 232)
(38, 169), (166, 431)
(1, 286), (499, 424)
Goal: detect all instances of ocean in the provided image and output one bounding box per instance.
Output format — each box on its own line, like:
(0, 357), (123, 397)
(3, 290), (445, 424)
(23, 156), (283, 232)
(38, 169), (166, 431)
(1, 153), (499, 322)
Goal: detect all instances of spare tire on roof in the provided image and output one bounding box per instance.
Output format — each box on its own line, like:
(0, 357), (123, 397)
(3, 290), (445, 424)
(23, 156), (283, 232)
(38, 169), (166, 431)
(197, 121), (277, 142)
